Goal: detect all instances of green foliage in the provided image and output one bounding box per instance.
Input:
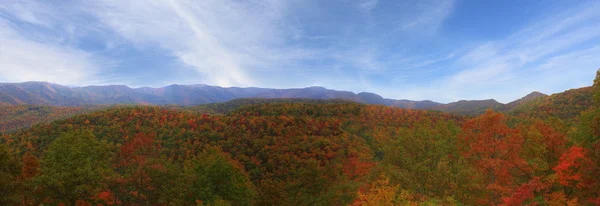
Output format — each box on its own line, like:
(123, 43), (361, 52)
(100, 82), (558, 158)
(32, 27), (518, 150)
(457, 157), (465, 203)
(594, 69), (600, 106)
(3, 103), (460, 205)
(0, 105), (96, 133)
(570, 108), (600, 147)
(0, 145), (21, 205)
(509, 87), (594, 122)
(35, 130), (112, 204)
(2, 81), (600, 206)
(184, 98), (358, 114)
(432, 99), (504, 116)
(381, 120), (479, 203)
(184, 146), (256, 205)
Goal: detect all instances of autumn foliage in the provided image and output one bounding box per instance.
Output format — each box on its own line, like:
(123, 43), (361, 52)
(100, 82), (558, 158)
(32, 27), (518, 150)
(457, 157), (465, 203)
(1, 74), (600, 206)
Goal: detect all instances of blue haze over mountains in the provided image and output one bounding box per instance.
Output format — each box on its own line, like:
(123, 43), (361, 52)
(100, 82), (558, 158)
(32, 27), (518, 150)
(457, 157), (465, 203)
(0, 82), (547, 112)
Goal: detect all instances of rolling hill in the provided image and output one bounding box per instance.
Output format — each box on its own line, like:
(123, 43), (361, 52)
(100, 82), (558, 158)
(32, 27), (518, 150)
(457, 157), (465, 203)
(0, 82), (594, 117)
(0, 82), (437, 108)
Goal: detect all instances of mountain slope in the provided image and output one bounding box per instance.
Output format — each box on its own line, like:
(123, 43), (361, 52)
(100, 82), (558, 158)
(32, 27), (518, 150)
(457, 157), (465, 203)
(0, 105), (99, 132)
(0, 82), (436, 108)
(431, 99), (504, 115)
(2, 104), (462, 205)
(508, 87), (593, 120)
(0, 82), (593, 117)
(504, 91), (548, 110)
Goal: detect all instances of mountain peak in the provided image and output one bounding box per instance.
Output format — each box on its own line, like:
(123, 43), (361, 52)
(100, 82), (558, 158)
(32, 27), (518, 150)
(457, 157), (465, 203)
(518, 91), (547, 101)
(357, 92), (385, 104)
(305, 86), (327, 90)
(526, 91), (547, 97)
(505, 91), (548, 108)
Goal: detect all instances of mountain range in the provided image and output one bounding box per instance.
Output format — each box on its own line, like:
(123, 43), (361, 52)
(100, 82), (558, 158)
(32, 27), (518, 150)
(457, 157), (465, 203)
(0, 81), (548, 114)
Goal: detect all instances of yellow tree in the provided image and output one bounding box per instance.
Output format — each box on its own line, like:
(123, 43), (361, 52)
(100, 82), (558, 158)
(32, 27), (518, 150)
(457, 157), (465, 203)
(352, 175), (400, 206)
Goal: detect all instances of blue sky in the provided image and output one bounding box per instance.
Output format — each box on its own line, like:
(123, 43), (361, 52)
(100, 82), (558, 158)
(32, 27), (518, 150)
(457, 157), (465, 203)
(1, 0), (599, 103)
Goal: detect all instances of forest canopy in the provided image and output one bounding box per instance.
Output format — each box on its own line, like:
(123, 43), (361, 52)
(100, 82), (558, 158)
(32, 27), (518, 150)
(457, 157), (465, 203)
(0, 71), (599, 205)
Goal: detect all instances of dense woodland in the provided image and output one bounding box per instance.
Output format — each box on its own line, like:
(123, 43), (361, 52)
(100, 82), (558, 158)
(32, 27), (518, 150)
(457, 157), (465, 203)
(0, 105), (101, 133)
(0, 71), (599, 205)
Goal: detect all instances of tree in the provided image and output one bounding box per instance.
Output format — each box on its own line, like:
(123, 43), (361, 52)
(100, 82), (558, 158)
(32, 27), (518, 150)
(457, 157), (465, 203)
(183, 146), (257, 205)
(382, 120), (477, 203)
(459, 110), (525, 205)
(35, 130), (111, 205)
(0, 145), (21, 205)
(20, 151), (40, 205)
(553, 146), (590, 188)
(352, 175), (400, 206)
(594, 69), (600, 106)
(106, 132), (186, 205)
(563, 69), (600, 204)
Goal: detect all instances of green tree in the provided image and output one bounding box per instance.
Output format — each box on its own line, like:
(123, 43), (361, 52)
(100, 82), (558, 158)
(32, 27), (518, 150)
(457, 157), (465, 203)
(183, 146), (257, 205)
(0, 145), (21, 205)
(382, 120), (480, 204)
(594, 69), (600, 106)
(35, 130), (111, 205)
(565, 69), (600, 203)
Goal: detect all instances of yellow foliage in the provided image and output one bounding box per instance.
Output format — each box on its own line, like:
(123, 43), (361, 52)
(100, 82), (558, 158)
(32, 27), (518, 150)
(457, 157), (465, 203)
(353, 175), (400, 206)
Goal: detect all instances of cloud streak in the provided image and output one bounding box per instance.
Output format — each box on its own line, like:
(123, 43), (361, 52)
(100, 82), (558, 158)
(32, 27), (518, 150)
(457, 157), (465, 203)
(397, 1), (600, 103)
(0, 13), (100, 85)
(1, 0), (597, 104)
(88, 0), (304, 87)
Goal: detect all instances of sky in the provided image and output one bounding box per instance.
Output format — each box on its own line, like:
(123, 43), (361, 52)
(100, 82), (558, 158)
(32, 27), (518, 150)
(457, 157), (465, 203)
(1, 0), (599, 103)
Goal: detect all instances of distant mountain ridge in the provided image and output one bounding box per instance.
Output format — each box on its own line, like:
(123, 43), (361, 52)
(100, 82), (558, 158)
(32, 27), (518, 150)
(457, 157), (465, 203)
(0, 82), (438, 108)
(0, 82), (552, 114)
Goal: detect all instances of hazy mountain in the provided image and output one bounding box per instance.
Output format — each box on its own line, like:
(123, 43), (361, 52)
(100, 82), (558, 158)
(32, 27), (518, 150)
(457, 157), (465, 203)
(386, 99), (442, 109)
(0, 82), (585, 116)
(0, 82), (428, 107)
(357, 92), (386, 104)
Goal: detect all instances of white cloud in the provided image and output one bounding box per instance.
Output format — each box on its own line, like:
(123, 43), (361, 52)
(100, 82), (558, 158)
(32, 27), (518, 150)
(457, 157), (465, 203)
(399, 1), (600, 103)
(0, 20), (99, 85)
(2, 0), (595, 105)
(0, 0), (55, 27)
(357, 0), (378, 14)
(87, 0), (302, 87)
(395, 0), (455, 34)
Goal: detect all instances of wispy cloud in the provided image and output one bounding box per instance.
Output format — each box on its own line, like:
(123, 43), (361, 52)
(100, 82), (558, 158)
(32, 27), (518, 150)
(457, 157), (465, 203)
(0, 9), (101, 85)
(395, 0), (455, 34)
(397, 1), (600, 103)
(1, 0), (458, 90)
(0, 27), (97, 85)
(0, 0), (55, 27)
(357, 0), (378, 14)
(1, 0), (596, 103)
(87, 0), (304, 87)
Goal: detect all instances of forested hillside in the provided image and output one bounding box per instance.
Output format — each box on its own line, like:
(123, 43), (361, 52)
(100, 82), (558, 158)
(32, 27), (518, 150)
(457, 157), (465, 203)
(509, 87), (594, 121)
(0, 71), (598, 205)
(1, 73), (599, 205)
(0, 105), (100, 133)
(2, 0), (598, 204)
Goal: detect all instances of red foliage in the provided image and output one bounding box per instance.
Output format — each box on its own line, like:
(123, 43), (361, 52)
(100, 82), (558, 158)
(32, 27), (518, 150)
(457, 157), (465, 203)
(553, 146), (591, 188)
(502, 178), (544, 206)
(343, 156), (375, 180)
(459, 110), (525, 204)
